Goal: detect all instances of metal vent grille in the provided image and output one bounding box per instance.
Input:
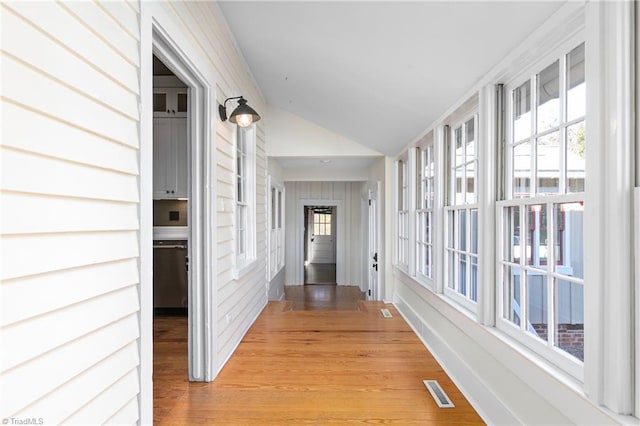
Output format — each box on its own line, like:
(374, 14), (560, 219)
(423, 380), (455, 408)
(380, 308), (392, 318)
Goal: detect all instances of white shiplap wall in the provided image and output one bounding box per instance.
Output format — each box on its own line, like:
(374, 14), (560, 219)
(0, 1), (141, 424)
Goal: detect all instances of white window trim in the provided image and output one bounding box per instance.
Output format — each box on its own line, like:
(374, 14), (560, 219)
(233, 125), (257, 279)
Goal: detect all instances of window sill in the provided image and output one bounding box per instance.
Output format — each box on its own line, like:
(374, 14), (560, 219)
(233, 258), (258, 280)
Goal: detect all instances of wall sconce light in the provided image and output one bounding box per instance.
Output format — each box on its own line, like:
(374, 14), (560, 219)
(218, 96), (261, 127)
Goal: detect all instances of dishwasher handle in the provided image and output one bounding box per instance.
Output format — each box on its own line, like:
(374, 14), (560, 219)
(153, 244), (187, 249)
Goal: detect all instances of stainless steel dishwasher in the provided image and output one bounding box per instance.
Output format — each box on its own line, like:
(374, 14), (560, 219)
(153, 240), (188, 311)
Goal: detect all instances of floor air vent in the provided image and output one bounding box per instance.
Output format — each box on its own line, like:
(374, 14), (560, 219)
(423, 380), (455, 408)
(380, 308), (392, 318)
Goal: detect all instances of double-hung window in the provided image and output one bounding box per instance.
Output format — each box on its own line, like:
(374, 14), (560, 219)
(395, 158), (409, 270)
(268, 180), (284, 279)
(498, 42), (585, 374)
(445, 116), (479, 308)
(416, 133), (435, 280)
(234, 125), (256, 277)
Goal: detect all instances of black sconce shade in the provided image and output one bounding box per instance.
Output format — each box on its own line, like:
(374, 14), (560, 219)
(218, 96), (261, 127)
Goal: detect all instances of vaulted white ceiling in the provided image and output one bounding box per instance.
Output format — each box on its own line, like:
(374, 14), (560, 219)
(219, 1), (565, 157)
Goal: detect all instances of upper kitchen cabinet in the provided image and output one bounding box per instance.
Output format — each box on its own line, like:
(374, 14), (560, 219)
(153, 89), (188, 199)
(153, 87), (188, 118)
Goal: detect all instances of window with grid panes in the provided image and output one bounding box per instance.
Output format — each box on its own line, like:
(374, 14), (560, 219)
(395, 159), (409, 270)
(416, 134), (435, 280)
(445, 116), (479, 306)
(234, 125), (256, 273)
(498, 42), (585, 370)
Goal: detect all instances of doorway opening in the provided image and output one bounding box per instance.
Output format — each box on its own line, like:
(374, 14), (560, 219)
(148, 27), (213, 387)
(303, 205), (337, 285)
(151, 53), (190, 393)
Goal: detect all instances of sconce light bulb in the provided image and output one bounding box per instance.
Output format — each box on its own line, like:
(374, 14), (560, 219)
(235, 114), (253, 128)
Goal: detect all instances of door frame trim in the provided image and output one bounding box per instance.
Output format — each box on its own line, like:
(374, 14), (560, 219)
(367, 181), (382, 300)
(299, 199), (343, 285)
(139, 8), (217, 424)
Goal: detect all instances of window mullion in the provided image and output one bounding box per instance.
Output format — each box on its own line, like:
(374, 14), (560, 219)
(530, 75), (538, 197)
(559, 54), (568, 194)
(547, 201), (556, 348)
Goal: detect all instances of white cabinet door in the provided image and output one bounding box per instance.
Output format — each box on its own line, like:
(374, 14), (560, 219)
(153, 88), (188, 118)
(153, 117), (188, 199)
(173, 118), (189, 198)
(153, 118), (172, 199)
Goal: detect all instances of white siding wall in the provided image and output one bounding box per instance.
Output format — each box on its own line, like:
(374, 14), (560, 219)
(1, 0), (268, 421)
(284, 182), (363, 286)
(0, 1), (141, 423)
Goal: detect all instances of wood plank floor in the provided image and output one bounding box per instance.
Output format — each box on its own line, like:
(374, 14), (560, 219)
(284, 284), (364, 311)
(153, 302), (484, 424)
(304, 262), (336, 284)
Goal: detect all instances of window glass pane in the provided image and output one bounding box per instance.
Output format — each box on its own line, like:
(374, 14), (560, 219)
(455, 167), (464, 204)
(504, 206), (521, 263)
(426, 177), (434, 209)
(177, 93), (188, 112)
(459, 254), (467, 296)
(555, 202), (583, 279)
(277, 191), (282, 227)
(458, 210), (466, 251)
(513, 141), (532, 198)
(504, 265), (521, 326)
(527, 272), (547, 341)
(513, 80), (531, 142)
(426, 246), (432, 277)
(448, 211), (455, 249)
(465, 118), (475, 159)
(536, 131), (560, 195)
(455, 126), (464, 166)
(153, 93), (166, 112)
(537, 60), (560, 132)
(470, 209), (478, 254)
(237, 177), (243, 203)
(448, 251), (455, 289)
(466, 161), (476, 203)
(566, 122), (585, 193)
(237, 151), (243, 177)
(527, 204), (548, 270)
(567, 43), (586, 122)
(271, 188), (277, 230)
(424, 212), (431, 244)
(470, 256), (478, 302)
(555, 279), (584, 361)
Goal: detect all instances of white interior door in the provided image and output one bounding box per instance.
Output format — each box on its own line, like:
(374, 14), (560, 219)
(309, 207), (335, 263)
(367, 183), (380, 300)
